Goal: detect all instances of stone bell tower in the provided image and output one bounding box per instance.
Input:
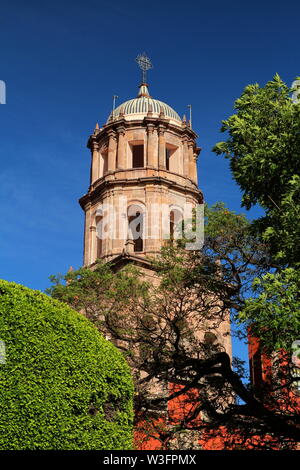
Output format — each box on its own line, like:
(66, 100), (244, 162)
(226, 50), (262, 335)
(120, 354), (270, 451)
(79, 56), (232, 449)
(79, 55), (203, 271)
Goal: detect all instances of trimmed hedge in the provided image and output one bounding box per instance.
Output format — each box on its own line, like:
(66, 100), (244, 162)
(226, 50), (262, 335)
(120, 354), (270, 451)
(0, 280), (133, 450)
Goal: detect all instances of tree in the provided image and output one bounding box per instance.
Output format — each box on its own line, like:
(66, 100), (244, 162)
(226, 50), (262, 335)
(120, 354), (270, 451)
(239, 268), (300, 354)
(0, 280), (133, 450)
(213, 74), (300, 266)
(48, 204), (300, 449)
(213, 73), (300, 383)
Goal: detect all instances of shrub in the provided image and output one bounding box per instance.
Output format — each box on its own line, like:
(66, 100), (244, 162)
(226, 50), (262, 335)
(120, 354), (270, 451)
(0, 280), (133, 449)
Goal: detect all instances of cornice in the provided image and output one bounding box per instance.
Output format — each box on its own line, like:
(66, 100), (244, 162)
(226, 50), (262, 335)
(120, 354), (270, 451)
(87, 116), (197, 149)
(108, 253), (155, 273)
(79, 174), (203, 210)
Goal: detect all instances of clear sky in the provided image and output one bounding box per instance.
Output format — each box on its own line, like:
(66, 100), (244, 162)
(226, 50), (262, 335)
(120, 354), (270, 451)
(0, 0), (299, 364)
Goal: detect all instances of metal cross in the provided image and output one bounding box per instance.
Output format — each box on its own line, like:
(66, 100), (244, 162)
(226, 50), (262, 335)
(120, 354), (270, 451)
(135, 53), (153, 84)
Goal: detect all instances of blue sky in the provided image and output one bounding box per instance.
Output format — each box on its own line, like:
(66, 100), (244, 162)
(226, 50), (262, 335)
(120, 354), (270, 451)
(0, 0), (299, 364)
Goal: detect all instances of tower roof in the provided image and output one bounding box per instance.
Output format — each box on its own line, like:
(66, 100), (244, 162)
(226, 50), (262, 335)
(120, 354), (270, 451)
(107, 83), (181, 124)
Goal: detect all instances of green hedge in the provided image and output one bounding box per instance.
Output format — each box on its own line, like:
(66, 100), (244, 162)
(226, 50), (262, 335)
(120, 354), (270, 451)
(0, 280), (133, 450)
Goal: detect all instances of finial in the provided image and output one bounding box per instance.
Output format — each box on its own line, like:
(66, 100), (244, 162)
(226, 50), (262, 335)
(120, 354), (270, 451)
(137, 83), (150, 98)
(182, 114), (187, 124)
(112, 95), (118, 120)
(135, 52), (153, 84)
(93, 122), (100, 135)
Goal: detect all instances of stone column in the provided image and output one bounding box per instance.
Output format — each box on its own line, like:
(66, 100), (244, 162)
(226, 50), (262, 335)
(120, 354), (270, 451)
(158, 125), (166, 169)
(147, 124), (158, 167)
(188, 141), (195, 180)
(192, 154), (198, 185)
(91, 141), (99, 183)
(182, 138), (189, 177)
(117, 126), (126, 169)
(107, 130), (117, 171)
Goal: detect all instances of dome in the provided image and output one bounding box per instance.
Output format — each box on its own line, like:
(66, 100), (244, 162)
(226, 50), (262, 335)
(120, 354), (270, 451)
(107, 84), (181, 123)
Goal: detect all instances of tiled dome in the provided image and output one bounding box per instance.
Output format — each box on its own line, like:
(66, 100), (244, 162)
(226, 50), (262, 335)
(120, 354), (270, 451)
(107, 84), (181, 123)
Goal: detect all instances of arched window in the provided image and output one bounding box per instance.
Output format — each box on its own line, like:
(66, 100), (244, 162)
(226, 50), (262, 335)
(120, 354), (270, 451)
(169, 208), (183, 243)
(128, 205), (144, 252)
(170, 210), (175, 242)
(95, 206), (106, 259)
(95, 214), (103, 258)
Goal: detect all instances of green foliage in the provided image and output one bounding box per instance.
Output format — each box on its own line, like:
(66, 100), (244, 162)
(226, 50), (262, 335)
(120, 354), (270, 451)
(213, 74), (300, 265)
(0, 280), (133, 450)
(47, 261), (148, 335)
(239, 268), (300, 354)
(205, 201), (248, 229)
(256, 175), (300, 264)
(213, 73), (300, 358)
(46, 205), (300, 445)
(203, 203), (271, 300)
(204, 202), (251, 254)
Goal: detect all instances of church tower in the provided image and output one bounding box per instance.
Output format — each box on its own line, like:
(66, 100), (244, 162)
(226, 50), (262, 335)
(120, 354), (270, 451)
(79, 54), (203, 270)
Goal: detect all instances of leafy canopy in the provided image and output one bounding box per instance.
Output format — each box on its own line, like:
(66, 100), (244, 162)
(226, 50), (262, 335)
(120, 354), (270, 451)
(214, 74), (300, 265)
(239, 268), (300, 354)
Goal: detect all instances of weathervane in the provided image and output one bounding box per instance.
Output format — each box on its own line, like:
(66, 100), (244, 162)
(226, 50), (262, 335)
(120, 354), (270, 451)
(135, 53), (153, 84)
(111, 94), (118, 120)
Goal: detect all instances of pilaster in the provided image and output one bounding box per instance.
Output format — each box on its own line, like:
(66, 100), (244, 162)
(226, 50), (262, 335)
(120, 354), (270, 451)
(91, 141), (99, 184)
(182, 137), (189, 177)
(158, 125), (166, 169)
(116, 126), (126, 169)
(147, 124), (158, 167)
(107, 130), (117, 171)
